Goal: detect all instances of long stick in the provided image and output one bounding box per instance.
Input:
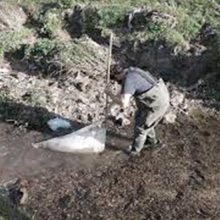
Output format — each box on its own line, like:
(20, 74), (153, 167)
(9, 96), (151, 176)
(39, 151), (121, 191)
(105, 33), (113, 127)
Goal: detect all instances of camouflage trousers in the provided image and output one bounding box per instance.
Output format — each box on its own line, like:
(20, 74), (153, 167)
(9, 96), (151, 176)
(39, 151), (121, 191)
(132, 79), (170, 152)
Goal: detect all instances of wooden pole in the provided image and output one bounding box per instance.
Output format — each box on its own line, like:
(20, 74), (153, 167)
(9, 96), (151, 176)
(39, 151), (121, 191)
(105, 33), (113, 127)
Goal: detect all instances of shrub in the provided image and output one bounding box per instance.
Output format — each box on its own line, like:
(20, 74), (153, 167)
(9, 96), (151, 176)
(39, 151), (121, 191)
(38, 10), (62, 38)
(24, 38), (60, 72)
(98, 5), (130, 29)
(165, 29), (187, 52)
(24, 36), (107, 77)
(80, 6), (100, 34)
(0, 28), (32, 60)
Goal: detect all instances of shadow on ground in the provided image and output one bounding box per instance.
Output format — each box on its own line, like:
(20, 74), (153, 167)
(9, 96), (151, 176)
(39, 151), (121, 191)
(0, 100), (84, 135)
(0, 99), (132, 184)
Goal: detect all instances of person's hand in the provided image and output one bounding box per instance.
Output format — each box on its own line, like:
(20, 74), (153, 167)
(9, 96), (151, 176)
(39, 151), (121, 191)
(110, 104), (131, 126)
(109, 103), (119, 116)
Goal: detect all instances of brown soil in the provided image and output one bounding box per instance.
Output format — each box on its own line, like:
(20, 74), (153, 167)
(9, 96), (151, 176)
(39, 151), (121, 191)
(1, 110), (220, 220)
(0, 122), (121, 183)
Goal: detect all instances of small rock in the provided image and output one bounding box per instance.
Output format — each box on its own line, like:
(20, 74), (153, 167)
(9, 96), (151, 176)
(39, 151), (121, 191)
(16, 72), (26, 81)
(20, 188), (28, 205)
(0, 67), (10, 73)
(163, 112), (177, 124)
(47, 117), (72, 131)
(170, 90), (185, 108)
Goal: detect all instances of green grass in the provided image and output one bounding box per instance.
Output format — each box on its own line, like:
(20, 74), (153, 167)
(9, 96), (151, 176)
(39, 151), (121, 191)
(0, 89), (10, 104)
(74, 0), (220, 51)
(24, 38), (60, 72)
(1, 0), (220, 52)
(22, 35), (107, 77)
(10, 0), (77, 9)
(0, 189), (30, 220)
(98, 5), (131, 29)
(0, 28), (33, 60)
(37, 9), (62, 38)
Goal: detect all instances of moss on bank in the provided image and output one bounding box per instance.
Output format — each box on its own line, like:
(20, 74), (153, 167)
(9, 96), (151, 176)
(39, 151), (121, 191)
(0, 189), (30, 220)
(0, 0), (218, 54)
(0, 28), (33, 60)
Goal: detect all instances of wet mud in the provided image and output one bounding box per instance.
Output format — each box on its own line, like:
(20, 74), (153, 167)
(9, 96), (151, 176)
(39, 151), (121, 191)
(1, 111), (220, 220)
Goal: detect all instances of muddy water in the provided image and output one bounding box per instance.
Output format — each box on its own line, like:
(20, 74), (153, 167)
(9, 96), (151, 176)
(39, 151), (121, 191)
(0, 122), (132, 183)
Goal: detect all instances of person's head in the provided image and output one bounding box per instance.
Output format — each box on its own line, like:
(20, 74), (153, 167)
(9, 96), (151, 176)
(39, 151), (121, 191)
(110, 64), (127, 82)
